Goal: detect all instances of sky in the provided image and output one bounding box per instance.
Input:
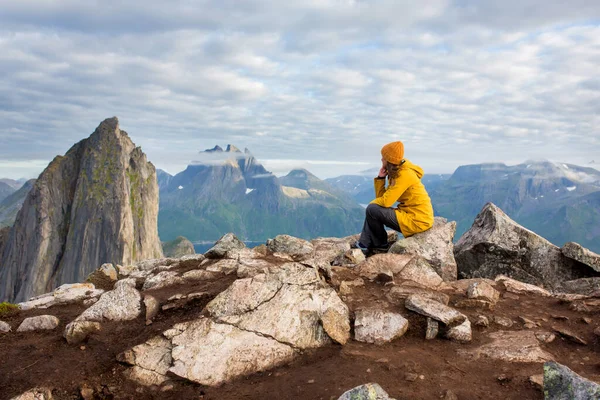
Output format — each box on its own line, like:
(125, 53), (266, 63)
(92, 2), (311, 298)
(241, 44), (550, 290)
(0, 0), (599, 180)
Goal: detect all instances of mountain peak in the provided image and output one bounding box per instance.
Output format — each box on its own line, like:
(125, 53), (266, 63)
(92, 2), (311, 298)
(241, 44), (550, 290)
(204, 145), (223, 153)
(225, 145), (241, 153)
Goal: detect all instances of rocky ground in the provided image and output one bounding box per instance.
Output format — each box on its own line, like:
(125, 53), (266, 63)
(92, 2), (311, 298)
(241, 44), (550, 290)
(1, 212), (599, 400)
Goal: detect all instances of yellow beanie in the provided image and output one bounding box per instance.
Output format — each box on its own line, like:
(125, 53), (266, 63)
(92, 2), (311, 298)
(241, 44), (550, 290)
(381, 141), (404, 165)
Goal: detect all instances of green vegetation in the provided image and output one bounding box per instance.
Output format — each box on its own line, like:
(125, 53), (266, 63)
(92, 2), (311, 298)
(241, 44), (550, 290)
(0, 302), (19, 318)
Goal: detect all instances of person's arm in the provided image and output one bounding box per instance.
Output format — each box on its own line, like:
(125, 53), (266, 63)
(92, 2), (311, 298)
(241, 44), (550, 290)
(370, 171), (417, 208)
(374, 176), (386, 197)
(373, 163), (387, 197)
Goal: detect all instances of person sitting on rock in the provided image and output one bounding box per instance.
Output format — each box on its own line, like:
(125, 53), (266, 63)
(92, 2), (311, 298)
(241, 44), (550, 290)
(354, 141), (434, 255)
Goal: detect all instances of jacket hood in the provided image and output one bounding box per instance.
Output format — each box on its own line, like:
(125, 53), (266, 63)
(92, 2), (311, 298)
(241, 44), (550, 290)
(400, 159), (424, 179)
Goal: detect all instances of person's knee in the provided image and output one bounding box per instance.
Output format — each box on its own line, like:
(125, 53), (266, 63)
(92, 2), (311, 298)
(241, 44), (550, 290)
(366, 203), (382, 217)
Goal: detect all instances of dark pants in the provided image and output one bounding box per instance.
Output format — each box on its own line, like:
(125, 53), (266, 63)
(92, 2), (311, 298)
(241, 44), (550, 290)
(359, 204), (402, 248)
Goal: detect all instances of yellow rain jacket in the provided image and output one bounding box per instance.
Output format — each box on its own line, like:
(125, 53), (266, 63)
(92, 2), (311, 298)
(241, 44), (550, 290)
(370, 159), (434, 237)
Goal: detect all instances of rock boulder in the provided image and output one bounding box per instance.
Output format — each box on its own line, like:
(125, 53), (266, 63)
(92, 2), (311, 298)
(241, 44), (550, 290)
(389, 217), (457, 281)
(454, 203), (598, 290)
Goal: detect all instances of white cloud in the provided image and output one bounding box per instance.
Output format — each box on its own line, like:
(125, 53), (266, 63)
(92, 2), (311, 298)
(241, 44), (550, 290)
(0, 1), (598, 179)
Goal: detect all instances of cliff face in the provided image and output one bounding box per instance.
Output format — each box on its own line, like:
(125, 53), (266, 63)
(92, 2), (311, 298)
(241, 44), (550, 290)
(0, 117), (163, 302)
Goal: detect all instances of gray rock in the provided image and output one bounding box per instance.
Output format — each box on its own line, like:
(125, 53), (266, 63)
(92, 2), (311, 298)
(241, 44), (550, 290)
(17, 315), (60, 332)
(493, 316), (514, 328)
(426, 318), (439, 339)
(337, 383), (395, 400)
(446, 318), (472, 343)
(558, 277), (600, 296)
(342, 248), (367, 265)
(311, 237), (351, 264)
(0, 320), (11, 332)
(405, 295), (466, 326)
(177, 254), (205, 269)
(354, 309), (409, 344)
(135, 258), (177, 271)
(496, 276), (551, 297)
(357, 254), (443, 289)
(144, 295), (160, 323)
(86, 263), (118, 291)
(0, 117), (163, 303)
(543, 361), (600, 399)
(552, 326), (587, 345)
(63, 321), (101, 344)
(118, 336), (172, 386)
(182, 269), (222, 281)
(209, 273), (349, 348)
(168, 318), (296, 386)
(462, 330), (554, 363)
(9, 388), (54, 400)
(449, 278), (498, 294)
(454, 203), (598, 290)
(18, 283), (104, 310)
(386, 285), (449, 305)
(266, 234), (314, 260)
(474, 315), (489, 327)
(389, 217), (458, 281)
(205, 233), (245, 259)
(467, 281), (500, 304)
(205, 259), (239, 275)
(536, 332), (556, 343)
(142, 271), (185, 291)
(561, 242), (600, 273)
(454, 299), (495, 310)
(162, 236), (195, 258)
(76, 279), (141, 322)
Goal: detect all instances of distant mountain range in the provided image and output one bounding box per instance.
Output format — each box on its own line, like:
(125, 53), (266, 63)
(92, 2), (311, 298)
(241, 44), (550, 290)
(328, 161), (600, 253)
(0, 180), (35, 228)
(157, 145), (364, 242)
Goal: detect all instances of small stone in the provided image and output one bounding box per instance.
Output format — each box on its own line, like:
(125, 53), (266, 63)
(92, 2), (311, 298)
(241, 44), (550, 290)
(443, 389), (458, 400)
(446, 319), (472, 343)
(337, 383), (393, 400)
(497, 374), (508, 382)
(467, 281), (500, 304)
(419, 375), (425, 380)
(454, 299), (495, 310)
(80, 345), (86, 350)
(354, 309), (409, 344)
(308, 379), (315, 384)
(161, 384), (174, 392)
(367, 369), (371, 373)
(474, 315), (489, 327)
(405, 372), (419, 382)
(553, 326), (588, 345)
(551, 314), (569, 321)
(17, 315), (60, 332)
(0, 321), (11, 333)
(594, 327), (600, 337)
(64, 321), (102, 344)
(581, 317), (592, 324)
(535, 331), (556, 343)
(426, 318), (439, 340)
(144, 295), (160, 323)
(529, 374), (544, 390)
(493, 316), (514, 328)
(80, 386), (94, 400)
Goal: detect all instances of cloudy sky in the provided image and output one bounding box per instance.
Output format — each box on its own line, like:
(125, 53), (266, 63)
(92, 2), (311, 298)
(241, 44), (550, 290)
(1, 0), (599, 179)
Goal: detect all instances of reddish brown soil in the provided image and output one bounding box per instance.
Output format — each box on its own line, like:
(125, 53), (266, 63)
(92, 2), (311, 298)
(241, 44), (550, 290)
(0, 272), (598, 400)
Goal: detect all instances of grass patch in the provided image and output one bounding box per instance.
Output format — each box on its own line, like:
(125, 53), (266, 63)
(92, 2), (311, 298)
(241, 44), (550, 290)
(0, 302), (20, 318)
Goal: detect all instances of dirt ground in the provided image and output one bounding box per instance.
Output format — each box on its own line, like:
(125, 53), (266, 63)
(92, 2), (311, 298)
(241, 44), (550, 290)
(0, 271), (599, 400)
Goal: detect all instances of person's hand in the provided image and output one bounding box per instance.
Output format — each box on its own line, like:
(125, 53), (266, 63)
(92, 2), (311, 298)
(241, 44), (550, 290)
(378, 165), (387, 178)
